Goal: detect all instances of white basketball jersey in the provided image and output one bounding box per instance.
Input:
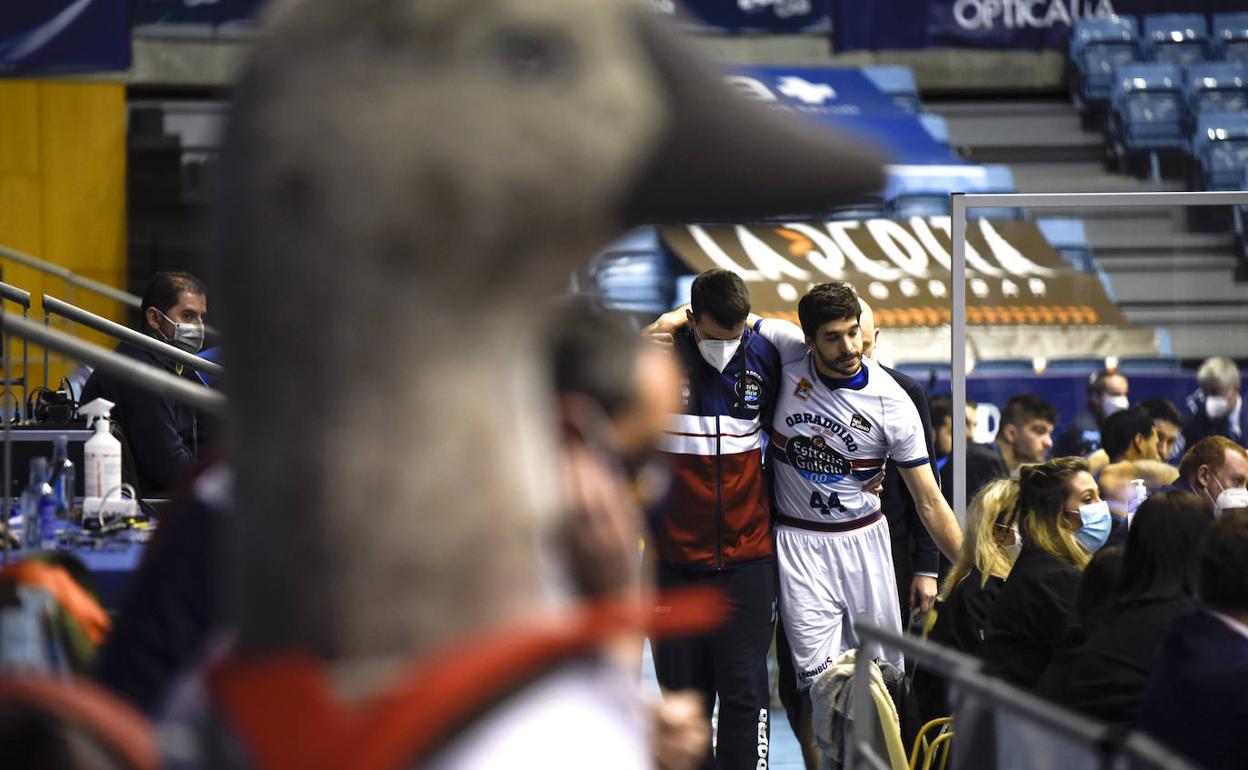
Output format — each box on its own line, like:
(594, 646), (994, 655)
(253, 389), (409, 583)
(756, 319), (928, 523)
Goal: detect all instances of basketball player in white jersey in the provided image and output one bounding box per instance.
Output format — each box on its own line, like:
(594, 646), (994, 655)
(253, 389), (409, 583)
(750, 282), (962, 751)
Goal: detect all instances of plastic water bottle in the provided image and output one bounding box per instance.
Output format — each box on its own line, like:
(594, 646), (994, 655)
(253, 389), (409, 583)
(50, 435), (75, 521)
(1126, 478), (1148, 528)
(21, 458), (56, 550)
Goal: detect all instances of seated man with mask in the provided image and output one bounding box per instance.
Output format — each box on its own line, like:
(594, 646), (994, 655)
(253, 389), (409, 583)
(81, 271), (210, 496)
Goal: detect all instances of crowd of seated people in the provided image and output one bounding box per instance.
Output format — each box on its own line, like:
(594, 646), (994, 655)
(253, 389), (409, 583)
(918, 355), (1248, 768)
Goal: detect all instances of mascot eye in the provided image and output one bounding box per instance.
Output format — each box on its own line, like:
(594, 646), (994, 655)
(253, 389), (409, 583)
(490, 27), (575, 81)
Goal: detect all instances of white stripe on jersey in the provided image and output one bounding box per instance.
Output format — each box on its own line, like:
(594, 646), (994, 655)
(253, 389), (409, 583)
(660, 413), (764, 455)
(769, 354), (927, 523)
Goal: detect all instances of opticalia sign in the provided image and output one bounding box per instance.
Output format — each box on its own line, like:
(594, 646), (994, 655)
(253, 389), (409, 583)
(951, 0), (1116, 31)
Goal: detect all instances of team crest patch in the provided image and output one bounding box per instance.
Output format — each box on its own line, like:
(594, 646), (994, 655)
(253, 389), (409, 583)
(793, 377), (813, 401)
(850, 414), (872, 433)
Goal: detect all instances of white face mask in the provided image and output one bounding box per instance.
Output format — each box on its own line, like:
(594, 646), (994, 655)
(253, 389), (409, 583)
(696, 337), (741, 373)
(1100, 393), (1129, 417)
(1206, 395), (1231, 419)
(999, 524), (1023, 561)
(158, 310), (206, 354)
(1215, 486), (1248, 518)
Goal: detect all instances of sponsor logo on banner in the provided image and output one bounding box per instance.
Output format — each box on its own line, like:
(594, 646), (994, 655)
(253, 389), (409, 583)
(951, 0), (1115, 32)
(662, 217), (1127, 328)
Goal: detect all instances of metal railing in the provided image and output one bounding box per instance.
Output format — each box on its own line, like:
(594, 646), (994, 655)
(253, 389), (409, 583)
(948, 190), (1248, 521)
(0, 314), (224, 417)
(0, 244), (141, 309)
(0, 281), (31, 421)
(849, 620), (1201, 770)
(42, 294), (224, 380)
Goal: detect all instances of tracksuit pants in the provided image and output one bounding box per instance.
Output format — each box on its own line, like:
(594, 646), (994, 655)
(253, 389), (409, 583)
(652, 559), (777, 770)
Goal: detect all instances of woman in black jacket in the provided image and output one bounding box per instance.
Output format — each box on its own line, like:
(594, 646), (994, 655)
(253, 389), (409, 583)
(979, 457), (1110, 688)
(1041, 489), (1212, 727)
(914, 478), (1020, 720)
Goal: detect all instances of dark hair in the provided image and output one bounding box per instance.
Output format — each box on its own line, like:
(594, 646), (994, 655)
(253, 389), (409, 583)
(1100, 407), (1156, 462)
(1199, 510), (1248, 615)
(140, 271), (205, 325)
(1001, 394), (1058, 429)
(1114, 490), (1212, 606)
(550, 299), (641, 419)
(1074, 544), (1124, 628)
(1137, 398), (1182, 428)
(797, 282), (860, 338)
(1087, 369), (1123, 396)
(929, 395), (952, 428)
(689, 269), (750, 329)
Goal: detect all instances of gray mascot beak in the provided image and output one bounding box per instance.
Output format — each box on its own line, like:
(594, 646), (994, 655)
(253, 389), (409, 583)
(623, 14), (888, 225)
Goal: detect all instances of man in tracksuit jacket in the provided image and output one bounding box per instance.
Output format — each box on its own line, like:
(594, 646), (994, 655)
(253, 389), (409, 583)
(649, 269), (781, 770)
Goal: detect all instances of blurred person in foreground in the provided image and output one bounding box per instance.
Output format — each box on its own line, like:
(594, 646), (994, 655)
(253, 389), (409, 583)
(913, 479), (1020, 721)
(1053, 370), (1130, 458)
(978, 458), (1109, 688)
(931, 395), (1009, 509)
(1184, 356), (1246, 448)
(1174, 436), (1248, 517)
(199, 0), (889, 768)
(1038, 490), (1211, 728)
(81, 271), (211, 496)
(992, 394), (1058, 476)
(1137, 511), (1248, 768)
(552, 301), (709, 770)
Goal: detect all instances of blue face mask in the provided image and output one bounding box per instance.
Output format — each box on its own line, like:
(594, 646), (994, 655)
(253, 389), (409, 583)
(1072, 500), (1112, 553)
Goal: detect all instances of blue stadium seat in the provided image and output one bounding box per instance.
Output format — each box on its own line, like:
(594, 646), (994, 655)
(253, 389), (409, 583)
(976, 164), (1024, 220)
(862, 66), (922, 113)
(919, 113), (950, 148)
(1184, 61), (1248, 122)
(1109, 63), (1185, 154)
(587, 228), (672, 315)
(1142, 14), (1209, 67)
(1213, 12), (1248, 63)
(1070, 16), (1139, 106)
(1036, 218), (1095, 272)
(1194, 112), (1248, 190)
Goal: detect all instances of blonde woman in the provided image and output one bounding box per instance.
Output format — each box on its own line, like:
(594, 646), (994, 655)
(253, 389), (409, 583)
(930, 478), (1021, 654)
(978, 457), (1110, 688)
(913, 479), (1019, 722)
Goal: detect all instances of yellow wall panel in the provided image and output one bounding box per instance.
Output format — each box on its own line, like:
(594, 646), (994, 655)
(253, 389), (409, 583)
(0, 80), (127, 406)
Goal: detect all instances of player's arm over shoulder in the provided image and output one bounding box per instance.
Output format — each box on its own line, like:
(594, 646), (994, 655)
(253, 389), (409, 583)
(749, 315), (807, 363)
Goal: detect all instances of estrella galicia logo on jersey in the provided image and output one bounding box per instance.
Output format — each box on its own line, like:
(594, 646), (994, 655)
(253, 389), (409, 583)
(850, 413), (872, 433)
(736, 371), (763, 406)
(786, 434), (852, 484)
(793, 377), (813, 401)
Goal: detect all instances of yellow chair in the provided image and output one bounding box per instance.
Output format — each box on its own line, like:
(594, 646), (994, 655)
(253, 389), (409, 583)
(909, 716), (952, 770)
(922, 730), (953, 770)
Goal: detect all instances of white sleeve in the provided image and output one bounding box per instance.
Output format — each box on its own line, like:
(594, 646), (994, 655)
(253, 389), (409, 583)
(884, 388), (928, 467)
(752, 318), (808, 364)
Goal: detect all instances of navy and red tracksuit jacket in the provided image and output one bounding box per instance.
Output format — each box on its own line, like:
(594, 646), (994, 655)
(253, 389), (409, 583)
(651, 324), (781, 569)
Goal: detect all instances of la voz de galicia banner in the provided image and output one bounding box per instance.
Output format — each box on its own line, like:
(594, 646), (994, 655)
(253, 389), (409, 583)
(0, 0), (130, 74)
(834, 0), (1247, 52)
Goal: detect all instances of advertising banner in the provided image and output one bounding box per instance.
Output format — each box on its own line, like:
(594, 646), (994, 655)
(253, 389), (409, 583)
(725, 67), (964, 166)
(653, 0), (832, 33)
(132, 0), (266, 26)
(833, 0), (1246, 52)
(661, 217), (1126, 327)
(1, 0), (130, 74)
